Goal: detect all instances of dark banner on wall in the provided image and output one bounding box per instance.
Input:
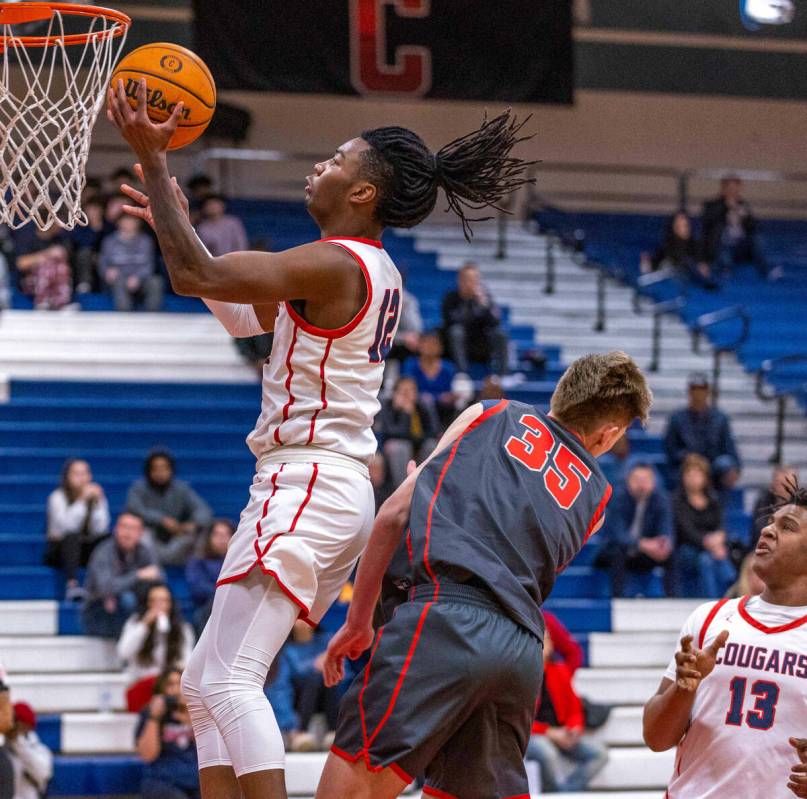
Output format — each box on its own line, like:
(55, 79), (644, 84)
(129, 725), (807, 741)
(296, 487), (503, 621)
(192, 0), (573, 104)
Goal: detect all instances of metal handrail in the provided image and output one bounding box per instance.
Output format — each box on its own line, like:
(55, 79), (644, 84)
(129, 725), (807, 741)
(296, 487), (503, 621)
(691, 306), (751, 404)
(630, 269), (688, 372)
(755, 354), (807, 464)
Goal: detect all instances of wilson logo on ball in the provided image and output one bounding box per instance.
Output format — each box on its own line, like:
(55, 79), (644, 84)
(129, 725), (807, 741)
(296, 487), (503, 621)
(124, 79), (192, 120)
(160, 54), (183, 73)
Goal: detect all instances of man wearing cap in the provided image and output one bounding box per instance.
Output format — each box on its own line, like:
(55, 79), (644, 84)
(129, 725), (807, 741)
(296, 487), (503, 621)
(664, 372), (742, 491)
(6, 702), (52, 799)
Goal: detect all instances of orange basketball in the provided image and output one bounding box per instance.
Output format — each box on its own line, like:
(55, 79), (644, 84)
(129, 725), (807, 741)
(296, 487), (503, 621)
(110, 43), (216, 150)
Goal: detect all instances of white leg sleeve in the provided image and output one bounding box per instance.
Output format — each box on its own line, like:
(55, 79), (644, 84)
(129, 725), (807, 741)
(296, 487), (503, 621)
(188, 572), (300, 777)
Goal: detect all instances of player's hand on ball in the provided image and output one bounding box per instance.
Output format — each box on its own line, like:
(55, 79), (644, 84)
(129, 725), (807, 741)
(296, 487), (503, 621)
(120, 163), (190, 229)
(322, 622), (375, 688)
(788, 738), (807, 797)
(674, 630), (729, 692)
(107, 77), (183, 160)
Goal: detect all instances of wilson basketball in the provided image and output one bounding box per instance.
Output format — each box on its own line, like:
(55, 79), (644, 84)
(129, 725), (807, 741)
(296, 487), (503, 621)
(110, 43), (216, 150)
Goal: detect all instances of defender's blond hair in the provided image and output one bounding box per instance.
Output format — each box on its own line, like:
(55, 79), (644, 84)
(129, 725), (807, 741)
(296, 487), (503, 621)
(550, 351), (652, 434)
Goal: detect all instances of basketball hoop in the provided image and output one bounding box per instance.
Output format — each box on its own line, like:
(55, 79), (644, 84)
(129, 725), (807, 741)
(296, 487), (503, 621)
(0, 2), (130, 230)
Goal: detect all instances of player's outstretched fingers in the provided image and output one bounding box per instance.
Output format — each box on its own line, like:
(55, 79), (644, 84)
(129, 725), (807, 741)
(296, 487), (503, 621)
(680, 634), (693, 653)
(707, 629), (730, 657)
(791, 738), (807, 764)
(120, 183), (148, 208)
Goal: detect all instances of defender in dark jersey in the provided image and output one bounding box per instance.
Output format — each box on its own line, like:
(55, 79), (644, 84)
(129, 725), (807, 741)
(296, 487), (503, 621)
(316, 352), (652, 799)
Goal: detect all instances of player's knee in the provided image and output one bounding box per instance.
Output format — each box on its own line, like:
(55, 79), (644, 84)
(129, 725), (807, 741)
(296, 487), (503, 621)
(198, 663), (266, 729)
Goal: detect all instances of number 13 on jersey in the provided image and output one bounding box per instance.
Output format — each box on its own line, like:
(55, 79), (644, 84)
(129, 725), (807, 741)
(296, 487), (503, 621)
(505, 414), (591, 509)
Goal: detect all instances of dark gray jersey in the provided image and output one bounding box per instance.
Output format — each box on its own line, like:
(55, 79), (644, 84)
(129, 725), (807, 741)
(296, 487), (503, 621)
(404, 399), (612, 639)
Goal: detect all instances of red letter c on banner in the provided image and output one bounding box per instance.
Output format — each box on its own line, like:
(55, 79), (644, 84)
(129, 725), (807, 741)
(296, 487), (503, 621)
(350, 0), (432, 96)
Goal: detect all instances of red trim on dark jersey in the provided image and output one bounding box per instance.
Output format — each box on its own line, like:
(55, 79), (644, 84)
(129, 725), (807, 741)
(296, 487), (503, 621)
(698, 598), (730, 648)
(423, 786), (459, 799)
(556, 482), (614, 574)
(738, 595), (807, 634)
(320, 236), (383, 248)
(284, 241), (374, 339)
(306, 338), (333, 445)
(359, 627), (385, 751)
(329, 745), (414, 784)
(273, 325), (299, 445)
(423, 398), (510, 600)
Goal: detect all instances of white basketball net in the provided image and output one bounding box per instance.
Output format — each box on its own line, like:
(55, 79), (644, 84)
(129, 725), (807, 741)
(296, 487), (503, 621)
(0, 7), (128, 230)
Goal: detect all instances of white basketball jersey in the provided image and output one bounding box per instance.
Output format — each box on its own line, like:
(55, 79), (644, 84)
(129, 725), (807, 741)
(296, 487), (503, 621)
(247, 237), (402, 465)
(664, 595), (807, 799)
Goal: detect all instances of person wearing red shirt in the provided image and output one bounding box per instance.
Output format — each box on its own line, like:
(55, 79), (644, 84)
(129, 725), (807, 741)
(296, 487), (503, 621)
(525, 631), (608, 792)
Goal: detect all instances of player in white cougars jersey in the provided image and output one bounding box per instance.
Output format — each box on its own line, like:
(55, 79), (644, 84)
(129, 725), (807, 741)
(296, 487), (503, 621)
(643, 480), (807, 799)
(110, 81), (535, 799)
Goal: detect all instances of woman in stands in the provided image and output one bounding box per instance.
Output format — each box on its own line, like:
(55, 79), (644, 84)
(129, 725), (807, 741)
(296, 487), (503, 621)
(136, 667), (199, 799)
(109, 75), (534, 799)
(117, 582), (194, 712)
(673, 453), (736, 597)
(185, 519), (235, 636)
(45, 458), (110, 601)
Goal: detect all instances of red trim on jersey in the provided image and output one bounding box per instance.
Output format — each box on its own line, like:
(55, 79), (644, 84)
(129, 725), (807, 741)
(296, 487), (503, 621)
(698, 598), (730, 648)
(359, 627), (385, 751)
(273, 325), (299, 445)
(423, 398), (509, 600)
(216, 566), (313, 623)
(405, 527), (413, 565)
(557, 482), (614, 574)
(256, 463), (319, 561)
(320, 236), (383, 248)
(366, 601), (433, 748)
(738, 595), (807, 634)
(284, 241), (374, 339)
(422, 786), (459, 799)
(306, 338), (333, 445)
(329, 746), (414, 784)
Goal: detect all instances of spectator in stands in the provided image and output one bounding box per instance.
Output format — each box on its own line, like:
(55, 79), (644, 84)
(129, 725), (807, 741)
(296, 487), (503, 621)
(81, 512), (163, 639)
(750, 464), (800, 551)
(594, 460), (673, 598)
(118, 582), (195, 712)
(543, 611), (584, 675)
(186, 173), (213, 225)
(375, 376), (440, 487)
(15, 231), (72, 310)
(0, 249), (10, 310)
(45, 458), (110, 601)
(402, 330), (457, 427)
(525, 630), (609, 793)
(441, 262), (509, 376)
(185, 519), (235, 635)
(136, 667), (199, 799)
(196, 194), (249, 257)
(268, 621), (345, 752)
(234, 332), (274, 377)
(98, 213), (163, 312)
(70, 195), (111, 294)
(369, 452), (393, 509)
(673, 454), (736, 597)
(701, 175), (772, 280)
(388, 280), (423, 365)
(125, 450), (212, 567)
(0, 662), (13, 799)
(477, 373), (505, 402)
(597, 432), (631, 486)
(643, 211), (716, 289)
(664, 372), (742, 491)
(105, 166), (134, 197)
(81, 175), (103, 205)
(725, 552), (766, 599)
(6, 702), (52, 799)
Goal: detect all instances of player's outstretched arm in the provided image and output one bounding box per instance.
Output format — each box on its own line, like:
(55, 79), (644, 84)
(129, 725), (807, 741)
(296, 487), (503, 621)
(643, 631), (728, 751)
(322, 403), (485, 687)
(108, 79), (359, 310)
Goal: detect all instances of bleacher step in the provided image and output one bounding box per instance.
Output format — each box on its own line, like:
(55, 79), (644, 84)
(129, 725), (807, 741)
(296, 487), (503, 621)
(10, 672), (127, 713)
(589, 632), (677, 668)
(0, 600), (57, 635)
(574, 668), (664, 706)
(0, 636), (117, 673)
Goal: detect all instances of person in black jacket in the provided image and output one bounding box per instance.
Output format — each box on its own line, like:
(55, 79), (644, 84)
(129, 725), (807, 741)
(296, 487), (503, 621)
(441, 263), (508, 375)
(673, 454), (736, 597)
(700, 176), (770, 280)
(646, 212), (716, 289)
(374, 376), (440, 488)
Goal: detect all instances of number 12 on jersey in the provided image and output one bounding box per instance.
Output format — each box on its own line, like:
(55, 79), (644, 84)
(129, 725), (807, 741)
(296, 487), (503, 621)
(505, 414), (591, 509)
(369, 288), (401, 363)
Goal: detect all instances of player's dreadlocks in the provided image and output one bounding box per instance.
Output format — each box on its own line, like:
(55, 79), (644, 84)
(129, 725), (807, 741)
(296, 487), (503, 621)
(361, 110), (535, 240)
(772, 475), (807, 512)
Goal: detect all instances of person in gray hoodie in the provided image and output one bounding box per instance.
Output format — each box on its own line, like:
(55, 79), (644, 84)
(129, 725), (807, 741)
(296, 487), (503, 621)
(126, 450), (213, 567)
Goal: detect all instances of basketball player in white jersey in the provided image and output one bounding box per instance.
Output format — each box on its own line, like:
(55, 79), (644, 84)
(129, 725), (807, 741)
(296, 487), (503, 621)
(643, 481), (807, 799)
(108, 79), (534, 799)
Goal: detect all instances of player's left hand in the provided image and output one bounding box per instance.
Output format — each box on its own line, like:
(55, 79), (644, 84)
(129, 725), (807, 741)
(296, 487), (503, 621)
(788, 738), (807, 797)
(322, 622), (375, 688)
(107, 77), (183, 161)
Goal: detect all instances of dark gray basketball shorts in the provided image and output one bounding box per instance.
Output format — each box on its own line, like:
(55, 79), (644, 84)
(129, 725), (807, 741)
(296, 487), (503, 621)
(332, 582), (543, 799)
